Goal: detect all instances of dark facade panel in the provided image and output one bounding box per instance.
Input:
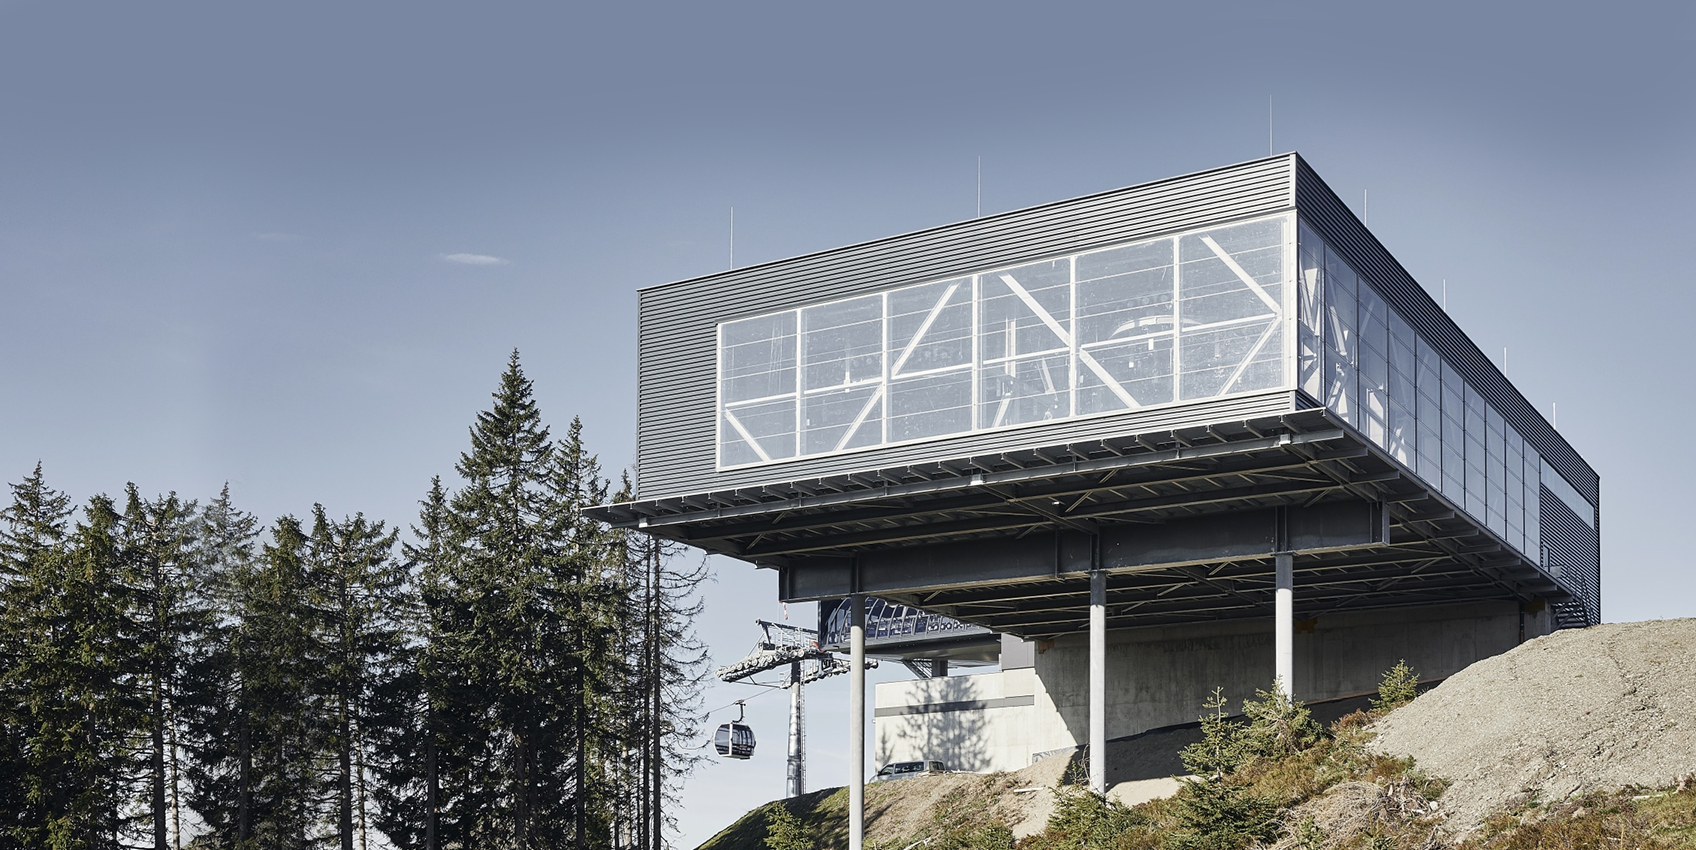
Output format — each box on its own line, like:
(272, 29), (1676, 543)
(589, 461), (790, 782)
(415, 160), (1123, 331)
(1541, 486), (1600, 624)
(637, 155), (1298, 498)
(1292, 157), (1597, 506)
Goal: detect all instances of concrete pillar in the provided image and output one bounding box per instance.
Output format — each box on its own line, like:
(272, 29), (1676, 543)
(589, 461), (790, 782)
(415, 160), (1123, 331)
(849, 596), (866, 850)
(1274, 552), (1294, 698)
(1089, 569), (1106, 796)
(787, 661), (804, 798)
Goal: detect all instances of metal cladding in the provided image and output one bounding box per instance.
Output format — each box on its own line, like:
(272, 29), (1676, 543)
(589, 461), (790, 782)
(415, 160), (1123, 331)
(591, 153), (1602, 635)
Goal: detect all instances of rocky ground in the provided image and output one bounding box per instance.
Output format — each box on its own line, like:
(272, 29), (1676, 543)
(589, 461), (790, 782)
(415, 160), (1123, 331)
(1369, 617), (1696, 833)
(700, 618), (1696, 849)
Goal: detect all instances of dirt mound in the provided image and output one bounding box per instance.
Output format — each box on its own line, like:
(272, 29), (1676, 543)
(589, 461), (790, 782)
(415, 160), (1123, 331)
(1370, 618), (1696, 832)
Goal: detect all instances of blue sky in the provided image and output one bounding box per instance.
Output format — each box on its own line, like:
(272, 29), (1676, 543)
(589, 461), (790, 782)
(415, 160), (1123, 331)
(2, 1), (1692, 846)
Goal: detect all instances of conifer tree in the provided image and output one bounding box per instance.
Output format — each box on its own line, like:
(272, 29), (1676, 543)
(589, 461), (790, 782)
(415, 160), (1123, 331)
(180, 486), (262, 847)
(306, 506), (403, 850)
(371, 478), (450, 850)
(445, 350), (565, 847)
(14, 493), (138, 849)
(0, 464), (74, 850)
(235, 516), (329, 849)
(117, 485), (205, 850)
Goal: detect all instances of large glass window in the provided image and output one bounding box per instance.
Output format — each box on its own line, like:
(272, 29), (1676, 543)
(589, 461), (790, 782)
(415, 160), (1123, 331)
(1297, 222), (1555, 565)
(716, 214), (1293, 467)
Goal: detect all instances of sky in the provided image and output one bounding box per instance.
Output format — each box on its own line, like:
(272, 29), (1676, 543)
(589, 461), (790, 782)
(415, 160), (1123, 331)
(1, 1), (1693, 846)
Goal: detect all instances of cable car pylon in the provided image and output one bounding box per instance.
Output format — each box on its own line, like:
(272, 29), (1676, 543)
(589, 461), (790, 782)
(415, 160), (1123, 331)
(714, 620), (877, 798)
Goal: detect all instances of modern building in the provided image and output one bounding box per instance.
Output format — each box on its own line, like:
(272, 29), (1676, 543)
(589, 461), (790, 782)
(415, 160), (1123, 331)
(587, 153), (1600, 848)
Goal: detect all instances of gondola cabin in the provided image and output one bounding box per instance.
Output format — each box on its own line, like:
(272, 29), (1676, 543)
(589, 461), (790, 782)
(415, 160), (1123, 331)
(714, 721), (755, 760)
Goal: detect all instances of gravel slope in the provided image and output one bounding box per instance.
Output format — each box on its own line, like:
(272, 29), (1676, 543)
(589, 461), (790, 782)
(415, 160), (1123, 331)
(1370, 618), (1696, 831)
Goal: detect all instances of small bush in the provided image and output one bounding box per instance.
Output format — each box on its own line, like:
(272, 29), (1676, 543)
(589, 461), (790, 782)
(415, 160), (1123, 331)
(763, 803), (813, 850)
(1026, 788), (1149, 849)
(1372, 660), (1419, 713)
(1164, 778), (1281, 850)
(1179, 686), (1322, 781)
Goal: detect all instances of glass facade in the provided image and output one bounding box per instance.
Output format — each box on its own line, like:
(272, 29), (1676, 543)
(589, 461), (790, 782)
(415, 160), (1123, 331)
(1295, 221), (1594, 565)
(717, 214), (1293, 468)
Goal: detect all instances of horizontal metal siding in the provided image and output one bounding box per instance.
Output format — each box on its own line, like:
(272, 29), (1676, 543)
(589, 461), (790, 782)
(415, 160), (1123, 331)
(1542, 486), (1601, 626)
(1293, 157), (1599, 507)
(638, 155), (1299, 497)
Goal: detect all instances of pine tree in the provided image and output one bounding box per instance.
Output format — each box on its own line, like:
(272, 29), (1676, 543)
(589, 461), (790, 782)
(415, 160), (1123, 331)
(445, 350), (564, 848)
(236, 516), (329, 850)
(305, 505), (403, 850)
(542, 417), (622, 847)
(617, 523), (709, 849)
(370, 478), (449, 850)
(0, 464), (74, 850)
(180, 485), (262, 848)
(117, 485), (205, 850)
(13, 492), (139, 849)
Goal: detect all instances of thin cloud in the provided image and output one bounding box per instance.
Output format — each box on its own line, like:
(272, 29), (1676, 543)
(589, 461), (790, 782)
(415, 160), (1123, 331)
(254, 232), (303, 242)
(441, 252), (510, 266)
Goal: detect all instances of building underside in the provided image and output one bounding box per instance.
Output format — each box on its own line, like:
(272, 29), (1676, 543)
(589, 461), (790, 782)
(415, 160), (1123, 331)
(589, 403), (1581, 640)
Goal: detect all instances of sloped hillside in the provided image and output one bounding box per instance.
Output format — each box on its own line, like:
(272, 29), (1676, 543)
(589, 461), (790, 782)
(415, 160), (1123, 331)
(1370, 617), (1696, 831)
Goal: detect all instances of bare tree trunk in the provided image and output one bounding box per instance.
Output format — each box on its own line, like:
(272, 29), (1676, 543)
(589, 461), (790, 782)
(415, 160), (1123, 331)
(238, 710), (251, 845)
(355, 715), (369, 850)
(169, 697), (182, 850)
(152, 670), (167, 850)
(339, 694), (353, 850)
(424, 711), (439, 850)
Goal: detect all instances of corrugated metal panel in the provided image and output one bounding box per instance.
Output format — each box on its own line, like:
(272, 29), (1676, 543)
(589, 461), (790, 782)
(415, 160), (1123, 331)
(1542, 485), (1601, 626)
(637, 155), (1299, 497)
(1293, 157), (1598, 508)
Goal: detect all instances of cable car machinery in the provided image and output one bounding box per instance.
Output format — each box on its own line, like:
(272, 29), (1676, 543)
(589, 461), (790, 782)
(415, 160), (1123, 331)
(714, 620), (878, 797)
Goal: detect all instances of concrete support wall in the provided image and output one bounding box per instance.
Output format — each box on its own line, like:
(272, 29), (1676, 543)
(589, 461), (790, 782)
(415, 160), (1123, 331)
(874, 600), (1551, 773)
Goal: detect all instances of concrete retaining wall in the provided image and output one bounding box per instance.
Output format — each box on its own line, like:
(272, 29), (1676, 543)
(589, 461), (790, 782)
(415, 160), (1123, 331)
(874, 600), (1551, 773)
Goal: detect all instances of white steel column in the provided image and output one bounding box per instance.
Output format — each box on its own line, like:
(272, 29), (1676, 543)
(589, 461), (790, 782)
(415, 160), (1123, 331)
(1274, 553), (1294, 698)
(849, 596), (866, 850)
(1089, 570), (1106, 796)
(787, 661), (804, 798)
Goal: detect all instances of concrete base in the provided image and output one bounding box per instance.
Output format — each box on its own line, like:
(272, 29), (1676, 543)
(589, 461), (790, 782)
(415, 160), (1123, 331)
(875, 600), (1551, 773)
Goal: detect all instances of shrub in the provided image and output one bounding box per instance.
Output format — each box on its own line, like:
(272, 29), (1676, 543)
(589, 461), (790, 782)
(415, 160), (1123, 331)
(1180, 688), (1251, 779)
(1180, 686), (1322, 780)
(1164, 778), (1280, 850)
(1031, 788), (1149, 849)
(764, 803), (813, 850)
(1372, 660), (1419, 713)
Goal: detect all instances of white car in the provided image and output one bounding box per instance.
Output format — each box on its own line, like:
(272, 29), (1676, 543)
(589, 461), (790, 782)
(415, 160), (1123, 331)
(872, 760), (947, 782)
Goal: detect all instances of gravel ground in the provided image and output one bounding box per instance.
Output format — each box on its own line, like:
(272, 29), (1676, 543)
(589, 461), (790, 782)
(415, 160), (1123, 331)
(1370, 618), (1696, 832)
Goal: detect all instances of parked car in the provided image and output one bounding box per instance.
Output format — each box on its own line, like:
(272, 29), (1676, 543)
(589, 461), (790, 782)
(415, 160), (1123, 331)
(872, 760), (947, 782)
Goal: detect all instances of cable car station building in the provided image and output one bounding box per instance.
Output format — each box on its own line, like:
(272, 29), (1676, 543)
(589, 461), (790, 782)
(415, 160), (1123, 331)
(587, 154), (1601, 846)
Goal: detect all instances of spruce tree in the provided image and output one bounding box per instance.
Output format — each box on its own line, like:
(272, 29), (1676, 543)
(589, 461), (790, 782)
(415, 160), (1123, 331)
(0, 464), (74, 850)
(371, 478), (451, 850)
(235, 516), (328, 850)
(305, 505), (403, 850)
(180, 486), (261, 847)
(117, 485), (205, 850)
(445, 350), (562, 847)
(13, 493), (138, 849)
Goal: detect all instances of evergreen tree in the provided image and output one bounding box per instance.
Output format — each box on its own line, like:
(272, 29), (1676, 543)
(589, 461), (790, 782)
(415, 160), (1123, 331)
(14, 493), (138, 849)
(371, 478), (450, 850)
(542, 417), (622, 847)
(117, 485), (205, 850)
(236, 516), (329, 849)
(180, 485), (262, 847)
(305, 505), (403, 850)
(616, 519), (710, 849)
(0, 464), (74, 850)
(444, 350), (565, 848)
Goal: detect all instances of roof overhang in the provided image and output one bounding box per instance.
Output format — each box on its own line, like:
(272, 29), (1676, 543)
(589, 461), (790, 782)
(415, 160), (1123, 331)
(588, 406), (1572, 639)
